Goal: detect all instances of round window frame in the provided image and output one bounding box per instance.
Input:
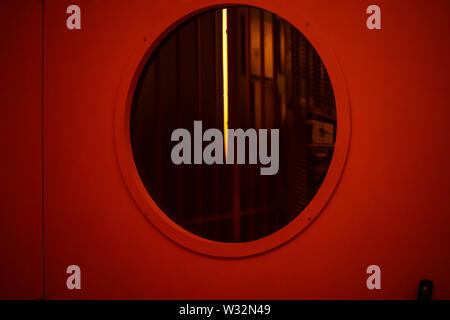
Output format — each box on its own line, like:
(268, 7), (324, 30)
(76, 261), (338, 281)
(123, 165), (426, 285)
(114, 4), (351, 258)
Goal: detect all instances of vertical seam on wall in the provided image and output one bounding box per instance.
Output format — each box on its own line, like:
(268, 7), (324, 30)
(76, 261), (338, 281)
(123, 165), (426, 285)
(41, 0), (46, 300)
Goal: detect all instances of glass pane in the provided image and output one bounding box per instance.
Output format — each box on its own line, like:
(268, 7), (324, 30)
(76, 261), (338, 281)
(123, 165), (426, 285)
(253, 79), (262, 129)
(250, 9), (261, 76)
(264, 12), (274, 78)
(130, 6), (337, 243)
(264, 83), (275, 127)
(279, 20), (285, 73)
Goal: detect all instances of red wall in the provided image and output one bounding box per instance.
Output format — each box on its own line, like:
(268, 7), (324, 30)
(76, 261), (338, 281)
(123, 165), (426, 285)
(0, 0), (43, 299)
(1, 0), (449, 299)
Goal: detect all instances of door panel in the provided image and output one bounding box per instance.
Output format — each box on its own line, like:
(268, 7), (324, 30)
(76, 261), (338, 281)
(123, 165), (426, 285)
(41, 0), (450, 299)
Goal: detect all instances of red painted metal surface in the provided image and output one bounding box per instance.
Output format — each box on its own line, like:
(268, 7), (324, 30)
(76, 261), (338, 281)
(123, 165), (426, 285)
(1, 0), (450, 299)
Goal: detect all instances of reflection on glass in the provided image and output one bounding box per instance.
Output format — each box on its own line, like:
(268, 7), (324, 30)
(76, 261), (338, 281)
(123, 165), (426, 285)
(250, 9), (261, 76)
(264, 12), (274, 78)
(279, 20), (285, 73)
(253, 80), (262, 129)
(264, 84), (275, 127)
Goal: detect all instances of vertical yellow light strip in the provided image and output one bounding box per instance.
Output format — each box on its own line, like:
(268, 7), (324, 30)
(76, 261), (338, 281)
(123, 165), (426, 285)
(222, 8), (229, 158)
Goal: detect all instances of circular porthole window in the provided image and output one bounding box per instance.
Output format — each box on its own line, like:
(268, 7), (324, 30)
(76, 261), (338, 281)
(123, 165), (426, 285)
(129, 6), (339, 244)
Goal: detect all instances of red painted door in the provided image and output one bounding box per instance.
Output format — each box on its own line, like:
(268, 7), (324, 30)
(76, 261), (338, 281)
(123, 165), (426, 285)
(7, 0), (448, 299)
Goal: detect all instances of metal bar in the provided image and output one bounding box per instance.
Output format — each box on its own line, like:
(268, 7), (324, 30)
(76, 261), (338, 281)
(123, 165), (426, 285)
(246, 8), (256, 241)
(214, 10), (221, 240)
(175, 32), (184, 219)
(226, 9), (241, 242)
(260, 10), (269, 237)
(195, 17), (203, 231)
